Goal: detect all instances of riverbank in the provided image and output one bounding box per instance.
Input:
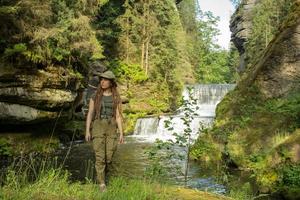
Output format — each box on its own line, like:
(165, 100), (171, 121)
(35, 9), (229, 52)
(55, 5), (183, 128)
(0, 168), (230, 200)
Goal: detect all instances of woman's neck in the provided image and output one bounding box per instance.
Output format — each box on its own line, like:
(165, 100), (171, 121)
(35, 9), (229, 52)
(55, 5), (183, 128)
(103, 88), (112, 96)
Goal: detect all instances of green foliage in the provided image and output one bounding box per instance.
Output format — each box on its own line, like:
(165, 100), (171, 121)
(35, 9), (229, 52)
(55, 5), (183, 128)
(97, 0), (185, 113)
(280, 164), (300, 187)
(230, 0), (242, 8)
(178, 6), (236, 83)
(110, 60), (148, 85)
(145, 87), (199, 185)
(196, 12), (236, 83)
(94, 0), (124, 58)
(264, 93), (300, 121)
(245, 0), (294, 68)
(0, 134), (60, 156)
(1, 0), (103, 73)
(0, 138), (13, 156)
(1, 155), (226, 200)
(190, 133), (215, 160)
(3, 43), (27, 58)
(0, 6), (19, 15)
(1, 168), (169, 200)
(123, 112), (147, 134)
(228, 182), (254, 200)
(144, 139), (182, 183)
(197, 49), (234, 83)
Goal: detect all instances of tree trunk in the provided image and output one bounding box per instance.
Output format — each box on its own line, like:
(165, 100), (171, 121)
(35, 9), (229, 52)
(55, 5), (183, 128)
(145, 37), (149, 75)
(144, 0), (150, 75)
(140, 1), (146, 69)
(126, 16), (129, 63)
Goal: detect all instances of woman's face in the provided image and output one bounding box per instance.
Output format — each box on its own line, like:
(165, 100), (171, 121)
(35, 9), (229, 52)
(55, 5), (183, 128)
(100, 78), (112, 90)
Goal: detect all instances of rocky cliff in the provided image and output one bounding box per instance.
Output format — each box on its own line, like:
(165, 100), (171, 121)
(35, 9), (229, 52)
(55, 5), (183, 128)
(230, 0), (257, 73)
(0, 65), (81, 125)
(193, 1), (300, 198)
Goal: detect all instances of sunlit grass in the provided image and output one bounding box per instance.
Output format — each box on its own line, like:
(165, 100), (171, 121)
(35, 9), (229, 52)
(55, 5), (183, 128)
(0, 157), (231, 200)
(1, 167), (170, 200)
(0, 167), (231, 200)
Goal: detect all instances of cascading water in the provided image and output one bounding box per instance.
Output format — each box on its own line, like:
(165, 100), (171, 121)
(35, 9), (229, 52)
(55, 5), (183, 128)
(131, 84), (235, 142)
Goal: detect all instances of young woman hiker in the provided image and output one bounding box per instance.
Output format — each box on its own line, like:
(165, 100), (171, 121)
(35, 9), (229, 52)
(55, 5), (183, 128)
(85, 70), (124, 192)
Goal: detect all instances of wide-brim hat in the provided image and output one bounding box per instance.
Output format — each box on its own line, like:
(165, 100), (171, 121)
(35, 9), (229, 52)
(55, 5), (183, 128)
(97, 70), (116, 80)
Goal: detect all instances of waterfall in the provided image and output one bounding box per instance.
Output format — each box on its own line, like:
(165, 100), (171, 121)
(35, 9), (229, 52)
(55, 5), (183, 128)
(131, 84), (235, 142)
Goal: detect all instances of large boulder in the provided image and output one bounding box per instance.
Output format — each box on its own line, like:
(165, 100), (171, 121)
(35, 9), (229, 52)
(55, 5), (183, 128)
(0, 65), (81, 124)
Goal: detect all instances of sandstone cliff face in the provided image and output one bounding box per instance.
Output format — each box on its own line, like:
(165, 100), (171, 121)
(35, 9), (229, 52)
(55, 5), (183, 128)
(209, 2), (300, 196)
(230, 0), (257, 73)
(254, 22), (300, 98)
(0, 65), (81, 124)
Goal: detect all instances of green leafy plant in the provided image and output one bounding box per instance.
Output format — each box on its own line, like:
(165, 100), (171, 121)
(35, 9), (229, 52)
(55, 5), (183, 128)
(110, 60), (148, 86)
(0, 138), (13, 156)
(144, 86), (199, 185)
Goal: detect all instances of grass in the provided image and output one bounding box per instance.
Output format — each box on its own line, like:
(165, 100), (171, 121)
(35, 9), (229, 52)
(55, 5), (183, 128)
(0, 156), (230, 200)
(0, 168), (231, 200)
(1, 168), (167, 200)
(227, 183), (254, 200)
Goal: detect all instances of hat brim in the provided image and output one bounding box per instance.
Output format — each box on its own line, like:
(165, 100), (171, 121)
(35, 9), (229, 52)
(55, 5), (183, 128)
(98, 74), (115, 80)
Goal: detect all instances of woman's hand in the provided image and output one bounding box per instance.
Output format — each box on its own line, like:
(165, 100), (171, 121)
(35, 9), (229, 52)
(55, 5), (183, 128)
(85, 131), (92, 142)
(116, 103), (124, 144)
(119, 134), (124, 144)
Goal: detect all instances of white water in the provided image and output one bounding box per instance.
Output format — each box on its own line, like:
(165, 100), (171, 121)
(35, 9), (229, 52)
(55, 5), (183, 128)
(130, 84), (235, 143)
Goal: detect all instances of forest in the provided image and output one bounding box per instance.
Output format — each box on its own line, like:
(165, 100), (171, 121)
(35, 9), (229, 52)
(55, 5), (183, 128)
(0, 0), (299, 199)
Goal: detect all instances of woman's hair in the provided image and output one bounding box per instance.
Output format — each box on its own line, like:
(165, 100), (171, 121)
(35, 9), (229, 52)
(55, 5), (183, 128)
(94, 79), (123, 120)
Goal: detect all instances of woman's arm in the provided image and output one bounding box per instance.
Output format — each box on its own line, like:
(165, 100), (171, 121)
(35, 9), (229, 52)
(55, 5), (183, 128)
(116, 104), (124, 144)
(85, 98), (94, 142)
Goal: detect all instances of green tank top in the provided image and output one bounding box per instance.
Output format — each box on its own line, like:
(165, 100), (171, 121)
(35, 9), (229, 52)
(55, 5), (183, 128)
(101, 95), (113, 117)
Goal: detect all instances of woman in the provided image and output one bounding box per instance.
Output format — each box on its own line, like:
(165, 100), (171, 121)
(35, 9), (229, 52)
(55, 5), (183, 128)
(85, 70), (124, 192)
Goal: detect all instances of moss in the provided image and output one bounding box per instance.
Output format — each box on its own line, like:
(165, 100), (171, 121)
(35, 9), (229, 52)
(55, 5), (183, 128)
(190, 132), (222, 163)
(166, 186), (230, 200)
(191, 1), (300, 196)
(120, 80), (182, 134)
(192, 74), (300, 195)
(0, 6), (19, 15)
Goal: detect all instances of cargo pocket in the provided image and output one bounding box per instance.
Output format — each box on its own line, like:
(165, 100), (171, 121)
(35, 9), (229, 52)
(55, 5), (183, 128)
(91, 119), (104, 139)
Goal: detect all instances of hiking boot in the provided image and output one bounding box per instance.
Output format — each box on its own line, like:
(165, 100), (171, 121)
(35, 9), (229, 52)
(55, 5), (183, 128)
(99, 183), (107, 192)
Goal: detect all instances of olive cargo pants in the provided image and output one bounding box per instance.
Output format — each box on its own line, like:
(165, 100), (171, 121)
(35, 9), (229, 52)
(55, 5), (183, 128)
(91, 118), (119, 184)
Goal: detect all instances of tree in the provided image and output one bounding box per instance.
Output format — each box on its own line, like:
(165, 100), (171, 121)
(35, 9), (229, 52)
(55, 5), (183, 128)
(0, 0), (104, 72)
(230, 0), (242, 8)
(195, 11), (235, 83)
(245, 0), (294, 68)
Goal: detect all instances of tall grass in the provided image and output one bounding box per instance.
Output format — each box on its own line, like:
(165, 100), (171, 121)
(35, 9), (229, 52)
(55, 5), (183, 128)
(227, 182), (254, 200)
(0, 151), (172, 200)
(1, 165), (169, 200)
(0, 155), (231, 200)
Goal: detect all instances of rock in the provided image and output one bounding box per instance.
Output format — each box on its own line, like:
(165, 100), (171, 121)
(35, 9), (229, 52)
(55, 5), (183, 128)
(0, 102), (58, 123)
(0, 87), (76, 110)
(0, 65), (81, 125)
(201, 2), (300, 197)
(255, 21), (300, 98)
(230, 0), (258, 73)
(238, 12), (300, 99)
